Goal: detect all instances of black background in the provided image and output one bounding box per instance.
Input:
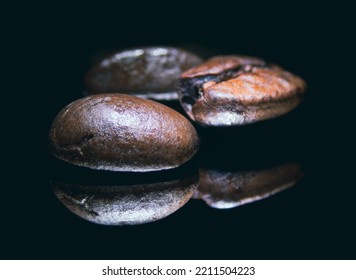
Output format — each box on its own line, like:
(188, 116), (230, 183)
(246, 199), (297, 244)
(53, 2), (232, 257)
(3, 2), (353, 259)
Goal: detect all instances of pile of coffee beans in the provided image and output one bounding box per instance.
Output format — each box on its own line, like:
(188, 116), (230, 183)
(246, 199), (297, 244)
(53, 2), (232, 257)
(49, 46), (306, 172)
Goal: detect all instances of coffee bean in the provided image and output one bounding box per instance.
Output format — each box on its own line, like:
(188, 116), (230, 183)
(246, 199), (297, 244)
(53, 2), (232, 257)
(49, 94), (199, 172)
(52, 175), (198, 226)
(193, 164), (302, 209)
(84, 47), (202, 100)
(178, 56), (307, 126)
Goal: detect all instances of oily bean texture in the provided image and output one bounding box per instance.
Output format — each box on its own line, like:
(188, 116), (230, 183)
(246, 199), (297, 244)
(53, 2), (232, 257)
(84, 47), (202, 100)
(49, 94), (199, 172)
(178, 55), (307, 126)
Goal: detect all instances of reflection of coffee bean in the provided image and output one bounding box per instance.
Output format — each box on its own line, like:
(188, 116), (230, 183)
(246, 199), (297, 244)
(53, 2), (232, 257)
(84, 47), (202, 100)
(193, 163), (302, 209)
(178, 56), (306, 126)
(52, 175), (198, 226)
(49, 94), (199, 172)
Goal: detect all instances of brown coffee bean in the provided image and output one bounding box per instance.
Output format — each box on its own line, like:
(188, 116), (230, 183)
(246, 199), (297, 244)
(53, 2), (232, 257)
(178, 55), (307, 126)
(84, 47), (202, 100)
(193, 164), (302, 209)
(49, 94), (199, 172)
(52, 175), (198, 226)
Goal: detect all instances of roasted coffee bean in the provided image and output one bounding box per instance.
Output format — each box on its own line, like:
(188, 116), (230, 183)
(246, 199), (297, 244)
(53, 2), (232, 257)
(52, 175), (198, 226)
(84, 47), (202, 100)
(193, 164), (302, 209)
(178, 55), (307, 126)
(49, 94), (199, 172)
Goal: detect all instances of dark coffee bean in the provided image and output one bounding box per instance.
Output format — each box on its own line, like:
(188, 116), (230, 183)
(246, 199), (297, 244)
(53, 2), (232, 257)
(52, 175), (198, 226)
(84, 47), (202, 100)
(193, 164), (302, 209)
(178, 56), (307, 126)
(49, 94), (199, 172)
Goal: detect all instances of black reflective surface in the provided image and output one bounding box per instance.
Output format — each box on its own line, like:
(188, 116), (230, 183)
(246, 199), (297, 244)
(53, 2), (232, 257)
(5, 5), (353, 260)
(48, 125), (303, 226)
(9, 109), (344, 259)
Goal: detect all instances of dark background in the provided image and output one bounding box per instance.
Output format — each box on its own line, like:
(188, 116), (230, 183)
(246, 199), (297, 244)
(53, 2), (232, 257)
(3, 3), (353, 259)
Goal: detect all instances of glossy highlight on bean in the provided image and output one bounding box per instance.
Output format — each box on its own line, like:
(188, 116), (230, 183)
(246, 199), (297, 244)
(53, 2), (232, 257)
(84, 46), (203, 100)
(49, 94), (199, 172)
(178, 55), (307, 126)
